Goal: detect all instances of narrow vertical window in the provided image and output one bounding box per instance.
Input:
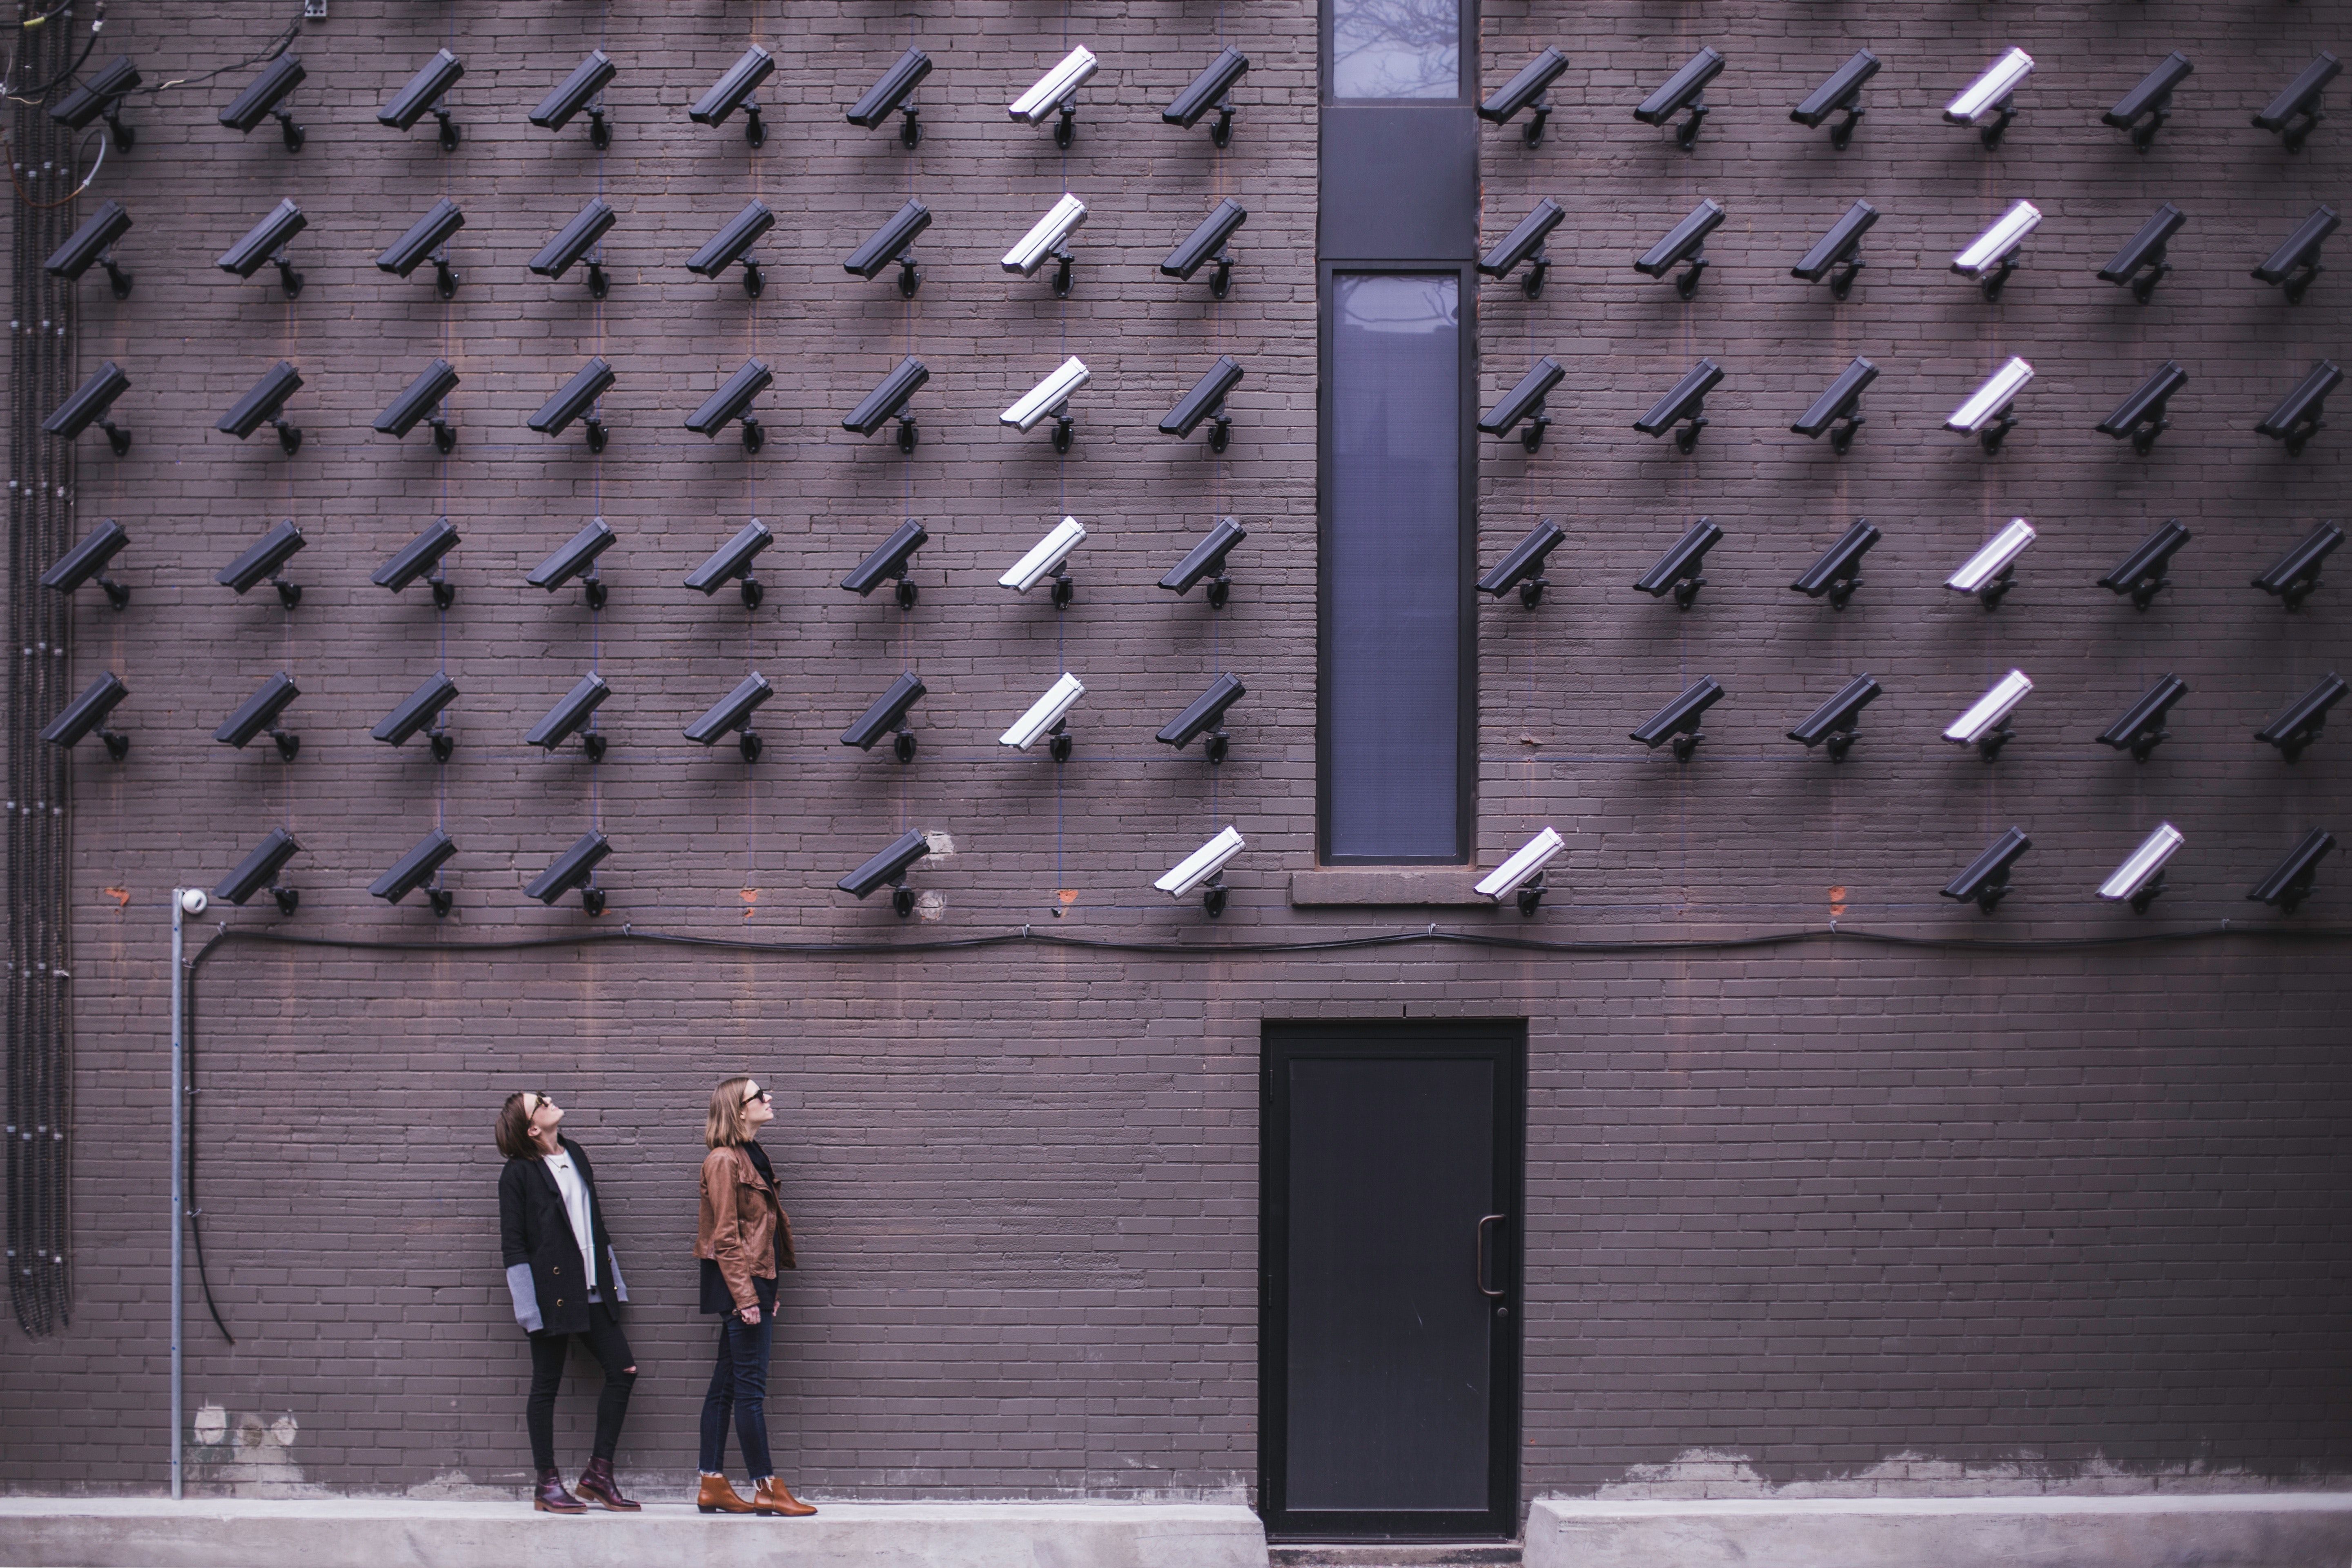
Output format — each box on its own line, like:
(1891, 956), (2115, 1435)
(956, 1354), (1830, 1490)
(1330, 0), (1462, 100)
(1323, 272), (1463, 862)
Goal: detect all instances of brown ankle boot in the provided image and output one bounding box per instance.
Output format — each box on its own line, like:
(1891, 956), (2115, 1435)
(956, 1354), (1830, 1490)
(533, 1468), (588, 1514)
(575, 1456), (640, 1512)
(696, 1472), (755, 1515)
(751, 1477), (816, 1517)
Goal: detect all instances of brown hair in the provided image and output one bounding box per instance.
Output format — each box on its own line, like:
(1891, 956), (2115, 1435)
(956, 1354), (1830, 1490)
(706, 1076), (757, 1149)
(494, 1092), (535, 1160)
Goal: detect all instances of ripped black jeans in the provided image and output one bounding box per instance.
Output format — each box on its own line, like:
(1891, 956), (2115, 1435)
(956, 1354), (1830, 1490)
(526, 1300), (636, 1473)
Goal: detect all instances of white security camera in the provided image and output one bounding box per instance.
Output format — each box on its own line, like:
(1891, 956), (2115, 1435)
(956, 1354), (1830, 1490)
(1946, 518), (2037, 606)
(1000, 673), (1087, 756)
(1945, 47), (2034, 138)
(1475, 827), (1565, 914)
(1944, 669), (2033, 758)
(1951, 200), (2040, 297)
(2097, 822), (2183, 911)
(1001, 517), (1087, 597)
(1001, 357), (1091, 436)
(178, 888), (209, 916)
(1002, 194), (1089, 278)
(1010, 45), (1098, 129)
(1946, 356), (2033, 452)
(1156, 826), (1245, 910)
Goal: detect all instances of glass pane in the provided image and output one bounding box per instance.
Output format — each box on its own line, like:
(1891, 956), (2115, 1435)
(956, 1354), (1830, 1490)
(1332, 0), (1460, 100)
(1325, 273), (1461, 861)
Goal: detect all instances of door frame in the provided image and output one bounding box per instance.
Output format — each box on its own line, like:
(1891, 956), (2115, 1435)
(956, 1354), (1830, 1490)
(1258, 1018), (1526, 1541)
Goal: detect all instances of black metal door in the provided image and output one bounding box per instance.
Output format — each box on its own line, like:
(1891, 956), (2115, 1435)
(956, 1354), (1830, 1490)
(1261, 1020), (1523, 1540)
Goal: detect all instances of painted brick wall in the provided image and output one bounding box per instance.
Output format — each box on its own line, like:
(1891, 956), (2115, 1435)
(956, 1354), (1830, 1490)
(2, 0), (2347, 1512)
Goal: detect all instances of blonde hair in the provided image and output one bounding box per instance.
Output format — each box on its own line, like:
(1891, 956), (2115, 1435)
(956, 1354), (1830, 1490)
(706, 1076), (758, 1149)
(493, 1092), (535, 1160)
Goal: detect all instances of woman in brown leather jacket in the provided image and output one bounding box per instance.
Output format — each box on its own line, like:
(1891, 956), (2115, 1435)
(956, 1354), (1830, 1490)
(693, 1075), (815, 1518)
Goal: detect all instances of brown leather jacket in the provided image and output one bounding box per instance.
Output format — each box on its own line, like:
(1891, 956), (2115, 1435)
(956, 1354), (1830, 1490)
(696, 1144), (796, 1312)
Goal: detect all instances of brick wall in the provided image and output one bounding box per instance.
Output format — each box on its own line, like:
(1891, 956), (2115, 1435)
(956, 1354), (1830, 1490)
(2, 0), (2347, 1510)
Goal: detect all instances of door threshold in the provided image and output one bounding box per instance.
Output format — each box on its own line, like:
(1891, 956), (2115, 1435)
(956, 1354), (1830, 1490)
(1269, 1543), (1521, 1567)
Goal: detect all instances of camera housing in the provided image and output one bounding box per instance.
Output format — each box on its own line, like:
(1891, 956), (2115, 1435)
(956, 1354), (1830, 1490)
(218, 361), (305, 455)
(1163, 199), (1248, 298)
(1161, 356), (1244, 452)
(1793, 199), (1878, 298)
(1479, 48), (1568, 145)
(1004, 194), (1089, 297)
(1635, 199), (1726, 298)
(2254, 51), (2341, 151)
(2249, 828), (2336, 913)
(218, 198), (308, 296)
(530, 198), (617, 298)
(1002, 358), (1090, 451)
(849, 47), (933, 147)
(373, 672), (460, 761)
(1010, 46), (1098, 147)
(1161, 517), (1247, 607)
(1952, 200), (2041, 300)
(2250, 520), (2344, 610)
(844, 520), (929, 608)
(685, 673), (775, 762)
(1791, 519), (1881, 610)
(2256, 673), (2348, 762)
(531, 50), (616, 148)
(1478, 517), (1566, 608)
(1479, 356), (1566, 451)
(374, 517), (461, 608)
(1157, 673), (1247, 763)
(837, 829), (930, 915)
(1636, 519), (1724, 608)
(41, 519), (132, 610)
(844, 357), (931, 453)
(842, 672), (927, 762)
(217, 519), (307, 608)
(40, 672), (131, 761)
(1002, 517), (1087, 603)
(1792, 49), (1880, 149)
(42, 362), (132, 454)
(1791, 357), (1878, 453)
(690, 45), (775, 145)
(1947, 356), (2034, 453)
(2253, 206), (2338, 303)
(2255, 360), (2341, 455)
(2105, 52), (2192, 150)
(686, 520), (774, 609)
(376, 359), (461, 452)
(1944, 669), (2033, 761)
(46, 198), (134, 298)
(1480, 200), (1566, 296)
(685, 360), (775, 451)
(1787, 674), (1882, 764)
(1157, 827), (1247, 916)
(2100, 519), (2191, 610)
(51, 55), (142, 150)
(1473, 827), (1564, 915)
(215, 828), (303, 915)
(845, 200), (931, 297)
(2100, 204), (2187, 302)
(1001, 673), (1087, 760)
(222, 53), (308, 151)
(528, 519), (619, 609)
(377, 197), (465, 297)
(1945, 46), (2033, 147)
(371, 829), (457, 916)
(2096, 674), (2189, 762)
(1167, 47), (1250, 146)
(2096, 361), (2187, 454)
(1633, 359), (1723, 452)
(380, 48), (464, 150)
(1631, 677), (1726, 762)
(215, 672), (302, 761)
(1634, 46), (1725, 151)
(688, 200), (776, 297)
(528, 673), (613, 760)
(531, 358), (616, 453)
(526, 831), (612, 915)
(2097, 823), (2184, 912)
(1944, 827), (2031, 913)
(1947, 518), (2038, 609)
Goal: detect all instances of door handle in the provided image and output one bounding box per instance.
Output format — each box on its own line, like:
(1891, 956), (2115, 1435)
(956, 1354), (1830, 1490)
(1475, 1213), (1506, 1298)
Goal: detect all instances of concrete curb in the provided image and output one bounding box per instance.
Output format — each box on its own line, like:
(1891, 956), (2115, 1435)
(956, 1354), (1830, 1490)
(0, 1498), (1271, 1568)
(1527, 1492), (2352, 1568)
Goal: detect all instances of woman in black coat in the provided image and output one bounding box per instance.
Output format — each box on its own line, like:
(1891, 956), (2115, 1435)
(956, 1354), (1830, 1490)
(495, 1090), (640, 1513)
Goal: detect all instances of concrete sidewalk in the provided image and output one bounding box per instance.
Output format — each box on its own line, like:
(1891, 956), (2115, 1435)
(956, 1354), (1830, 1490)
(0, 1498), (1271, 1568)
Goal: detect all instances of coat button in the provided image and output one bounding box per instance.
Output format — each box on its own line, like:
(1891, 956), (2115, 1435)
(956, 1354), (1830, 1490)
(555, 1299), (565, 1307)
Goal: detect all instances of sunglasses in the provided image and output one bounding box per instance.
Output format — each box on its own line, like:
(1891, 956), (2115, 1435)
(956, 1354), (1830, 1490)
(522, 1092), (555, 1116)
(742, 1087), (771, 1107)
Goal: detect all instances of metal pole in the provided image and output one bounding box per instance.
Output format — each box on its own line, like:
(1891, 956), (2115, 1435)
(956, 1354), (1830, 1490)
(169, 892), (184, 1501)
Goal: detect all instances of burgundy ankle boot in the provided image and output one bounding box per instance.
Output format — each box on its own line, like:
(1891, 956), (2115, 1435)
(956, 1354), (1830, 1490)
(576, 1456), (641, 1511)
(533, 1468), (588, 1513)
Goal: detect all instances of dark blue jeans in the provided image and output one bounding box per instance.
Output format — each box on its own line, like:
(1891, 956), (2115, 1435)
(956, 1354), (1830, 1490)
(697, 1286), (775, 1481)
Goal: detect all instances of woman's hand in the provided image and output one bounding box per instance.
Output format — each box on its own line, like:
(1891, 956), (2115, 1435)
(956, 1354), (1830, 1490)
(738, 1303), (761, 1325)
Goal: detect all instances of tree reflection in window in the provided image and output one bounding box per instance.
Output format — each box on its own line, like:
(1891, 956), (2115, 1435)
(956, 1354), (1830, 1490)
(1332, 0), (1459, 100)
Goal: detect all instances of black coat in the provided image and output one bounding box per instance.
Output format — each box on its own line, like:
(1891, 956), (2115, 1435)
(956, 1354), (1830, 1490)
(498, 1137), (626, 1338)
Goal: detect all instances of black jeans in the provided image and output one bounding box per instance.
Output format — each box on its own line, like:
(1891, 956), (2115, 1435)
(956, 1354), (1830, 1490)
(526, 1300), (636, 1474)
(697, 1281), (776, 1481)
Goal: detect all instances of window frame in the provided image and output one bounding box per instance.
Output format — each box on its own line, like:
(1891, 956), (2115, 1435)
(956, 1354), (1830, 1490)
(1320, 0), (1472, 105)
